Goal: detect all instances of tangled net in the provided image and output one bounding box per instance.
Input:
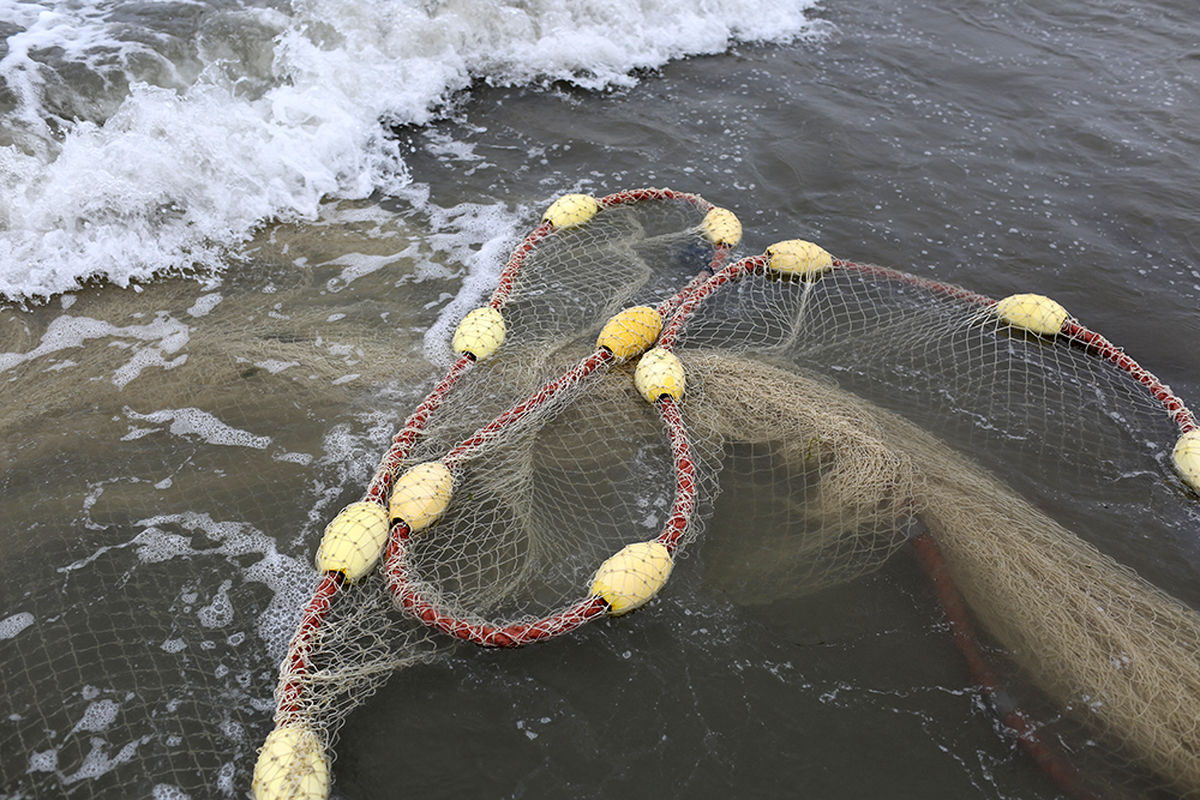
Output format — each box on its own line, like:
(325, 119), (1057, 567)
(2, 187), (1198, 799)
(251, 189), (1200, 800)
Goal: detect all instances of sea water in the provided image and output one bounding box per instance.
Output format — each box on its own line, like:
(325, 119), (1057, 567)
(2, 0), (1199, 797)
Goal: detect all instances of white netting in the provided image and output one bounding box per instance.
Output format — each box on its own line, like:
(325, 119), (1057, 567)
(257, 190), (732, 797)
(3, 189), (1199, 800)
(0, 259), (442, 799)
(668, 251), (1200, 797)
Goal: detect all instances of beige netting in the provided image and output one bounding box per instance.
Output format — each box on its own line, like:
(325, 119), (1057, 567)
(255, 190), (733, 797)
(256, 194), (1200, 799)
(689, 351), (1200, 796)
(4, 189), (1199, 800)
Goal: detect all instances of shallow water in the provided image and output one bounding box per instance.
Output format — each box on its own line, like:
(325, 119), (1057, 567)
(3, 0), (1200, 797)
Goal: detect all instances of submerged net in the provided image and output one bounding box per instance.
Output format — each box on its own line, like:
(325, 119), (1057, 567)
(668, 248), (1200, 797)
(259, 190), (734, 795)
(3, 188), (1200, 799)
(691, 352), (1200, 796)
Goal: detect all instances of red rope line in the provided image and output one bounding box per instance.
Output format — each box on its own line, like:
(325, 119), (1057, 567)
(384, 524), (608, 647)
(658, 254), (767, 350)
(655, 395), (696, 553)
(489, 221), (553, 309)
(276, 571), (345, 721)
(442, 348), (614, 467)
(832, 259), (996, 307)
(656, 244), (736, 319)
(910, 534), (1100, 800)
(599, 187), (714, 211)
(1065, 321), (1197, 434)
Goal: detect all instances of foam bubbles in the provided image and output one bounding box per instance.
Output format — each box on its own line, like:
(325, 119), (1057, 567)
(132, 511), (315, 661)
(124, 407), (272, 449)
(0, 611), (35, 639)
(198, 580), (234, 629)
(132, 529), (194, 563)
(0, 0), (818, 300)
(27, 749), (58, 773)
(72, 699), (121, 734)
(0, 313), (189, 376)
(186, 293), (223, 317)
(0, 309), (192, 402)
(66, 736), (147, 783)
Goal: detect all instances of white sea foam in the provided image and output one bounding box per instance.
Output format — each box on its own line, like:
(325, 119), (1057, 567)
(0, 611), (35, 639)
(0, 313), (189, 375)
(186, 293), (223, 317)
(71, 699), (120, 734)
(0, 0), (818, 300)
(198, 580), (234, 629)
(132, 511), (315, 661)
(124, 407), (272, 449)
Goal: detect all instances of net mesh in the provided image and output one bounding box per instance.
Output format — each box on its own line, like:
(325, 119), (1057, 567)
(3, 188), (1199, 799)
(258, 190), (730, 795)
(0, 259), (439, 799)
(688, 351), (1200, 796)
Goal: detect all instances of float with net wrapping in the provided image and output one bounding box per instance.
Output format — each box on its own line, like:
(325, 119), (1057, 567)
(250, 188), (1200, 800)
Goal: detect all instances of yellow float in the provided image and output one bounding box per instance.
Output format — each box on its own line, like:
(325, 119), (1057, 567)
(389, 461), (454, 533)
(314, 502), (390, 581)
(597, 306), (663, 361)
(766, 239), (833, 279)
(995, 293), (1070, 336)
(542, 193), (600, 228)
(634, 348), (685, 403)
(590, 541), (674, 615)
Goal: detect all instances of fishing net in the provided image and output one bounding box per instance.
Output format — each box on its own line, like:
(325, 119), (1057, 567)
(0, 248), (444, 800)
(257, 190), (736, 797)
(3, 188), (1200, 799)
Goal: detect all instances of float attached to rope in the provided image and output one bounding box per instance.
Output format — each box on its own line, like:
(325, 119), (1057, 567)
(257, 188), (1200, 800)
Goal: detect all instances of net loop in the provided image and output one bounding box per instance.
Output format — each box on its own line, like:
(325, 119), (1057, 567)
(256, 189), (1200, 800)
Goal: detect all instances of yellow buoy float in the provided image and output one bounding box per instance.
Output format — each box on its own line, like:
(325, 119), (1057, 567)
(252, 725), (329, 800)
(597, 306), (663, 361)
(389, 461), (454, 534)
(452, 306), (506, 361)
(542, 193), (600, 228)
(634, 348), (685, 403)
(590, 541), (674, 615)
(1173, 430), (1200, 494)
(702, 207), (742, 247)
(314, 501), (390, 581)
(766, 239), (834, 280)
(994, 293), (1070, 336)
